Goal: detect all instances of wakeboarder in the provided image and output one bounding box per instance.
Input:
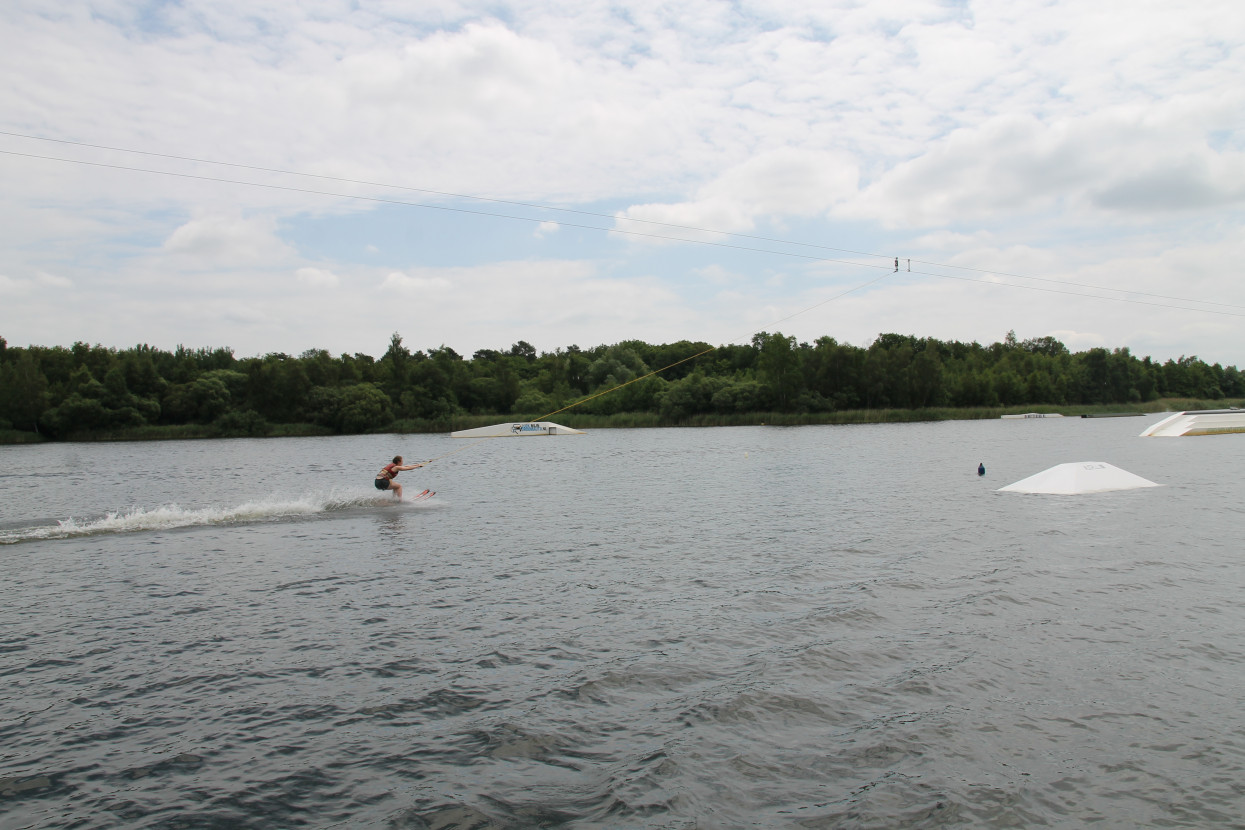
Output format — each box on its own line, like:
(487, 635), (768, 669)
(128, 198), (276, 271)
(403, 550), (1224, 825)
(375, 455), (424, 500)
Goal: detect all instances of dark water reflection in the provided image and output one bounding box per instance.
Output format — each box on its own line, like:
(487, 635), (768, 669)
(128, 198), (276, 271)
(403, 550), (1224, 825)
(2, 418), (1243, 828)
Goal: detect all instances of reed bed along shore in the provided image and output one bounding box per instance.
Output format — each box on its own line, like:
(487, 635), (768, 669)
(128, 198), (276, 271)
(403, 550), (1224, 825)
(434, 398), (1238, 432)
(8, 398), (1235, 445)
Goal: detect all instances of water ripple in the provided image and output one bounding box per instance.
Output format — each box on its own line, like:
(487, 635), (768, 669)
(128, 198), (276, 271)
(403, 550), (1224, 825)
(2, 424), (1243, 827)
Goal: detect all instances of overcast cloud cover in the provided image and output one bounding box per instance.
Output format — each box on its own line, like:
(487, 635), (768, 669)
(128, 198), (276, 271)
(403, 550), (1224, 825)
(1, 0), (1243, 363)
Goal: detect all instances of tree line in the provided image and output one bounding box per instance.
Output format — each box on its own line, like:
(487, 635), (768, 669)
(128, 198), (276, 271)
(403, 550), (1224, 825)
(0, 331), (1241, 439)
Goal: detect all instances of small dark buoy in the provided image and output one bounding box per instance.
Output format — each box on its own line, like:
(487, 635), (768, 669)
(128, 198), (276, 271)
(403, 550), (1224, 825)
(978, 462), (986, 476)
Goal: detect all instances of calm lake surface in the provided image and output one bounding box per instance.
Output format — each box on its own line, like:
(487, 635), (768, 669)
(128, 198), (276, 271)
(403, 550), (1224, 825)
(1, 417), (1243, 829)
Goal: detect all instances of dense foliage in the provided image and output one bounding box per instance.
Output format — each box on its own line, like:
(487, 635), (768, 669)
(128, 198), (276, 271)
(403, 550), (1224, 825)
(1, 331), (1241, 439)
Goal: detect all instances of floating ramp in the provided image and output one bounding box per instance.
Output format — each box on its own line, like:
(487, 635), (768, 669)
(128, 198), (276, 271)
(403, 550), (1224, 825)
(1140, 409), (1245, 437)
(450, 421), (585, 438)
(999, 462), (1159, 494)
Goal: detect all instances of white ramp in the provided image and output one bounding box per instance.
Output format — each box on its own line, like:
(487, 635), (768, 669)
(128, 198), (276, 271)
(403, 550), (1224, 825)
(999, 462), (1159, 494)
(1140, 409), (1245, 437)
(451, 421), (585, 438)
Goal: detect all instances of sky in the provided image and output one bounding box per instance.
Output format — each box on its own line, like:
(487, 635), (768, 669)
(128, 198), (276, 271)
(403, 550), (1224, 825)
(1, 0), (1243, 365)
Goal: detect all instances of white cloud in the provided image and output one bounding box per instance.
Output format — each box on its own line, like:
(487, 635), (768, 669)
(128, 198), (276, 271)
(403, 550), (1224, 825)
(0, 274), (30, 296)
(221, 304), (272, 326)
(0, 271), (72, 294)
(618, 148), (859, 239)
(295, 266), (339, 287)
(37, 274), (73, 292)
(848, 105), (1245, 228)
(372, 259), (691, 351)
(694, 264), (740, 285)
(161, 215), (296, 267)
(1092, 151), (1245, 212)
(1049, 329), (1106, 351)
(1, 1), (1243, 363)
(380, 271), (453, 294)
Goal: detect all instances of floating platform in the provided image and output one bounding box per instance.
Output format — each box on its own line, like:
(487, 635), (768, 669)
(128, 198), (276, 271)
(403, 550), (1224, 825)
(999, 462), (1159, 495)
(1140, 409), (1245, 437)
(1000, 413), (1064, 419)
(1080, 413), (1144, 418)
(450, 421), (586, 438)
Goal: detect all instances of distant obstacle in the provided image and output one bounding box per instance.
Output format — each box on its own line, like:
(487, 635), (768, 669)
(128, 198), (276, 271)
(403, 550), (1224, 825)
(450, 421), (586, 438)
(999, 462), (1159, 494)
(1140, 409), (1245, 437)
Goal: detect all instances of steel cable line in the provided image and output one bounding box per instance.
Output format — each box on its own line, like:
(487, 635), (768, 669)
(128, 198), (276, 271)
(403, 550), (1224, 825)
(534, 268), (901, 421)
(533, 246), (1245, 425)
(0, 127), (896, 260)
(0, 148), (910, 270)
(907, 258), (1244, 311)
(2, 145), (1243, 319)
(5, 129), (1243, 312)
(8, 137), (1240, 460)
(909, 267), (1245, 317)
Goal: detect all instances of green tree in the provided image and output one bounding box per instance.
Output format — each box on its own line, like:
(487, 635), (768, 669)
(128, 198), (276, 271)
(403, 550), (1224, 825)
(992, 368), (1025, 406)
(122, 348), (167, 399)
(710, 378), (765, 413)
(508, 340), (537, 362)
(754, 332), (800, 410)
(339, 383), (393, 433)
(0, 350), (50, 432)
(805, 336), (862, 409)
(659, 372), (724, 419)
(41, 395), (109, 435)
(246, 355), (311, 421)
(163, 375), (232, 424)
(379, 333), (412, 401)
(909, 344), (945, 407)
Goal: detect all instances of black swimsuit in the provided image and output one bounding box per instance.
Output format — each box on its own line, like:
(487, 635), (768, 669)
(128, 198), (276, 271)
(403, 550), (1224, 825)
(375, 464), (397, 490)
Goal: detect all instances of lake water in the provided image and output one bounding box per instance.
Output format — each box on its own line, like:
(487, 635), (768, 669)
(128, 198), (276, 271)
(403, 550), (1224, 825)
(1, 417), (1243, 829)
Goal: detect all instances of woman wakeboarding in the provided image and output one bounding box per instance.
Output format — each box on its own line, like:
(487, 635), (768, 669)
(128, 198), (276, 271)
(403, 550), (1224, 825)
(374, 455), (424, 501)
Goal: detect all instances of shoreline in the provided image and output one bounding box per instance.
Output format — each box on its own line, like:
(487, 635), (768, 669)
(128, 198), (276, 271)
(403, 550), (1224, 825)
(3, 398), (1238, 445)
